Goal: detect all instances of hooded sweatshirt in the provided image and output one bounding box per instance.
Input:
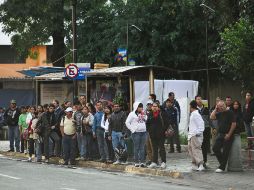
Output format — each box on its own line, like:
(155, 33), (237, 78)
(125, 102), (147, 133)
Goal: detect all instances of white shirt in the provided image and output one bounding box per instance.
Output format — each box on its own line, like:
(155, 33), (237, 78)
(101, 114), (109, 132)
(188, 110), (204, 140)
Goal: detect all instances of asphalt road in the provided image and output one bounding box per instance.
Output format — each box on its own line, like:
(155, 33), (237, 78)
(0, 157), (202, 190)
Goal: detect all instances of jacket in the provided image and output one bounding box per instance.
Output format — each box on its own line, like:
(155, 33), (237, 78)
(125, 102), (147, 133)
(146, 110), (170, 139)
(164, 106), (177, 125)
(92, 111), (104, 133)
(4, 107), (20, 126)
(81, 113), (94, 134)
(35, 112), (56, 135)
(108, 110), (127, 135)
(243, 99), (254, 123)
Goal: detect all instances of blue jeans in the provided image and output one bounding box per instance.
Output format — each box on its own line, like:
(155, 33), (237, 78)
(35, 139), (42, 161)
(8, 125), (20, 151)
(77, 132), (92, 158)
(131, 132), (147, 163)
(96, 128), (109, 160)
(244, 122), (253, 137)
(112, 131), (125, 150)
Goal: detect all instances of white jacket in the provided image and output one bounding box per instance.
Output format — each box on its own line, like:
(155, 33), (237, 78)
(188, 110), (204, 140)
(125, 102), (147, 133)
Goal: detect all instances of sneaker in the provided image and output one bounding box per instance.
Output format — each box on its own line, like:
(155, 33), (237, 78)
(121, 161), (128, 165)
(44, 159), (49, 163)
(146, 161), (152, 166)
(24, 150), (27, 154)
(134, 163), (140, 167)
(27, 157), (32, 162)
(113, 160), (121, 165)
(197, 164), (205, 171)
(140, 163), (146, 168)
(7, 149), (14, 152)
(148, 162), (158, 168)
(160, 162), (167, 169)
(191, 164), (198, 171)
(215, 168), (224, 173)
(63, 162), (68, 165)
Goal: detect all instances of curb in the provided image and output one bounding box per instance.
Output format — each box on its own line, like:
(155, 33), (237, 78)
(0, 151), (182, 179)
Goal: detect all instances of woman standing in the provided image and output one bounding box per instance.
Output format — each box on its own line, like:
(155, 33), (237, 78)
(101, 106), (114, 162)
(126, 102), (147, 167)
(18, 106), (28, 154)
(80, 106), (94, 160)
(146, 102), (170, 169)
(26, 106), (36, 161)
(231, 101), (245, 135)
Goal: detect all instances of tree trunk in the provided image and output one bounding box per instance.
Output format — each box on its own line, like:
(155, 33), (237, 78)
(51, 31), (65, 67)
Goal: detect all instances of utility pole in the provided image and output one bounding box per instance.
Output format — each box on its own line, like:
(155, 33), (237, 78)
(72, 0), (78, 102)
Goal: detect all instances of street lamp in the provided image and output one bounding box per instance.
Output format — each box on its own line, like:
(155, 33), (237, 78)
(200, 3), (215, 110)
(126, 23), (142, 66)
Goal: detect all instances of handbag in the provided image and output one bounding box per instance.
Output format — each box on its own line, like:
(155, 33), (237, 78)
(165, 125), (175, 137)
(22, 129), (29, 140)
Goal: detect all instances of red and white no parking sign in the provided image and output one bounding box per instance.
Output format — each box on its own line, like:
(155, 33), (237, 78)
(65, 64), (79, 79)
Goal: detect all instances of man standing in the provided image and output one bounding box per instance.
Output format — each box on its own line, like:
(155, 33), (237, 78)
(195, 95), (210, 167)
(51, 99), (63, 157)
(163, 92), (181, 124)
(36, 104), (57, 163)
(225, 96), (233, 110)
(210, 100), (236, 173)
(188, 100), (205, 171)
(92, 101), (109, 162)
(4, 100), (20, 152)
(60, 107), (77, 165)
(108, 103), (127, 164)
(145, 100), (153, 165)
(243, 91), (254, 149)
(164, 99), (181, 153)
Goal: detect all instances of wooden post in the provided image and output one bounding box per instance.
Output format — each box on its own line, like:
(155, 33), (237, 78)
(149, 68), (154, 94)
(35, 80), (39, 106)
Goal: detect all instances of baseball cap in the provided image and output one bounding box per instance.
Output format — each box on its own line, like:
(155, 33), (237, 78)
(65, 107), (73, 112)
(10, 99), (16, 104)
(147, 100), (153, 105)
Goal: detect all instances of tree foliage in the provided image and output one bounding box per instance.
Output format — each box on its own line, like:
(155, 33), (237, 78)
(0, 0), (67, 67)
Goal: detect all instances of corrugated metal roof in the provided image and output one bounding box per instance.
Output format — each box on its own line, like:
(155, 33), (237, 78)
(35, 66), (177, 80)
(35, 66), (146, 80)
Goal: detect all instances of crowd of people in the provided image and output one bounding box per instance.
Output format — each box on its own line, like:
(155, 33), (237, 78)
(1, 91), (253, 173)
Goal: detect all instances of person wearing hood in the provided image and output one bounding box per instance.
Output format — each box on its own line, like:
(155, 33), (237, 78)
(126, 102), (147, 167)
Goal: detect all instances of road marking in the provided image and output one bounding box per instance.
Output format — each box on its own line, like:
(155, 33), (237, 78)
(0, 173), (21, 180)
(60, 188), (78, 190)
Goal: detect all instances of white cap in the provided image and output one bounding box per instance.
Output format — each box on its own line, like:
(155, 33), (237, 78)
(147, 100), (153, 105)
(65, 107), (73, 112)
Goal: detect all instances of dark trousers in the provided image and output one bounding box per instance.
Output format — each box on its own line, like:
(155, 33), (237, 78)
(29, 138), (34, 157)
(169, 124), (181, 151)
(63, 134), (76, 164)
(105, 133), (114, 161)
(151, 137), (166, 163)
(43, 130), (60, 159)
(212, 133), (234, 171)
(202, 127), (211, 163)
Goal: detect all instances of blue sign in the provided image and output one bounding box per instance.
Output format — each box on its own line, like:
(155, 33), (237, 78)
(76, 67), (90, 80)
(64, 64), (90, 80)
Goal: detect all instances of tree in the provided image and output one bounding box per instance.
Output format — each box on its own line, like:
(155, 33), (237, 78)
(0, 0), (67, 67)
(214, 18), (254, 88)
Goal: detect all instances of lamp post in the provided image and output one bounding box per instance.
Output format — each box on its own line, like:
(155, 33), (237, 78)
(71, 0), (78, 101)
(200, 3), (215, 110)
(126, 23), (142, 66)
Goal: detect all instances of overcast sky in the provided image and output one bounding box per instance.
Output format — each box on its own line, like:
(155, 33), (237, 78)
(0, 0), (12, 45)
